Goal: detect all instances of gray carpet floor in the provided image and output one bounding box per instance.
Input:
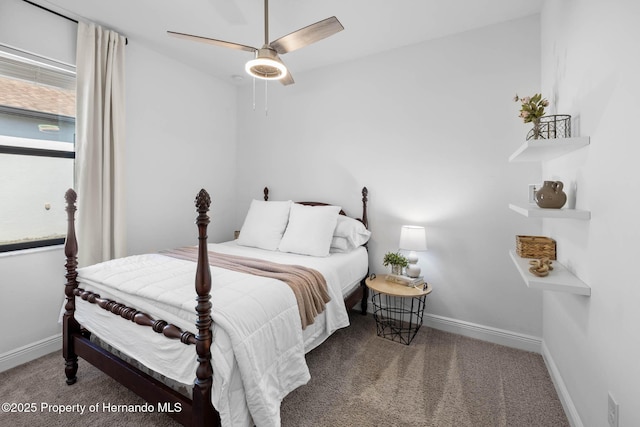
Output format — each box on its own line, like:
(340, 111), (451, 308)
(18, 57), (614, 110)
(0, 312), (568, 426)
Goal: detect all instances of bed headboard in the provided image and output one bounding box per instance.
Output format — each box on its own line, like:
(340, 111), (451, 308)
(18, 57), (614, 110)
(263, 187), (369, 229)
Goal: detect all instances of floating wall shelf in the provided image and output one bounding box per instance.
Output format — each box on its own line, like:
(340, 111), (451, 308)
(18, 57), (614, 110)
(507, 135), (591, 296)
(509, 251), (591, 296)
(508, 136), (590, 162)
(509, 203), (591, 220)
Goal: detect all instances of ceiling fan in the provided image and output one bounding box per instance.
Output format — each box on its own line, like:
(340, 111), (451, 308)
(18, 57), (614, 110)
(167, 0), (344, 85)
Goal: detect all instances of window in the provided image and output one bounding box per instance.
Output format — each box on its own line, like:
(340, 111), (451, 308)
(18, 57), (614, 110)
(0, 46), (76, 252)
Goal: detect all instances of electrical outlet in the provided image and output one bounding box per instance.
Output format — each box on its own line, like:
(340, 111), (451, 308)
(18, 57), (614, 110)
(608, 392), (619, 427)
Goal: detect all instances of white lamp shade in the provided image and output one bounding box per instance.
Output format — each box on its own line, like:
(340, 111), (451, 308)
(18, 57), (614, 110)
(399, 225), (427, 251)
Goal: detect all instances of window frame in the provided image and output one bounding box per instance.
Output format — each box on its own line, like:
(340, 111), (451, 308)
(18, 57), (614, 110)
(0, 48), (76, 253)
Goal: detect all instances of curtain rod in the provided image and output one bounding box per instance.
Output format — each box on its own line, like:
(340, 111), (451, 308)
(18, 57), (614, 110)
(22, 0), (128, 45)
(23, 0), (78, 23)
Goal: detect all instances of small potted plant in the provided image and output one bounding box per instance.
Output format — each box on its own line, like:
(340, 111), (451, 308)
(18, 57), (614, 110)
(383, 251), (408, 275)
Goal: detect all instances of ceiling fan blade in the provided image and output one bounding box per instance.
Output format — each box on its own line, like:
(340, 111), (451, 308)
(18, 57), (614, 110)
(167, 31), (257, 53)
(273, 53), (294, 85)
(269, 16), (344, 55)
(280, 70), (295, 86)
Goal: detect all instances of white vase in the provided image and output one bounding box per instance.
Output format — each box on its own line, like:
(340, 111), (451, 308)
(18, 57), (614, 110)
(405, 263), (421, 278)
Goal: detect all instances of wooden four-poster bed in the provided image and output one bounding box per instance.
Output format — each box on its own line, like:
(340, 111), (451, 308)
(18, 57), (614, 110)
(62, 187), (370, 426)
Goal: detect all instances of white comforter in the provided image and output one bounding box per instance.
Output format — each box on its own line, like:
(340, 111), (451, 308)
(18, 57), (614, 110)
(72, 242), (367, 427)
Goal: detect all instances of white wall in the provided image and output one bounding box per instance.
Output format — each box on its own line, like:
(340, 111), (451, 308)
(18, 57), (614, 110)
(0, 0), (238, 363)
(124, 42), (238, 255)
(0, 246), (66, 358)
(235, 16), (544, 340)
(540, 1), (640, 426)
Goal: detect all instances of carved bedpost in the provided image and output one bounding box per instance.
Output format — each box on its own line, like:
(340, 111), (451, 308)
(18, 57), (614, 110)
(360, 187), (369, 315)
(263, 187), (269, 201)
(361, 187), (368, 229)
(192, 189), (217, 426)
(63, 189), (81, 385)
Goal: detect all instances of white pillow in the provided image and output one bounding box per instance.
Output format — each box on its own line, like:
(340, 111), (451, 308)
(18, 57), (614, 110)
(236, 199), (292, 251)
(329, 236), (351, 253)
(278, 204), (341, 257)
(333, 215), (371, 247)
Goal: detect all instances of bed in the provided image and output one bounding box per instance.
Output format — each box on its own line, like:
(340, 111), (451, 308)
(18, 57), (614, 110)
(62, 186), (370, 426)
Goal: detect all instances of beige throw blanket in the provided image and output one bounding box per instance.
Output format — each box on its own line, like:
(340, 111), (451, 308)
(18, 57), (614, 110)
(162, 247), (331, 329)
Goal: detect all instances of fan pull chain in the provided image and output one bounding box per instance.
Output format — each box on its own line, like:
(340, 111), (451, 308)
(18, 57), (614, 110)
(265, 80), (268, 116)
(252, 76), (256, 110)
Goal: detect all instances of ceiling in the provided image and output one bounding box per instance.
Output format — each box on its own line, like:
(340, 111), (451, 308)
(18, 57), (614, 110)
(41, 0), (542, 85)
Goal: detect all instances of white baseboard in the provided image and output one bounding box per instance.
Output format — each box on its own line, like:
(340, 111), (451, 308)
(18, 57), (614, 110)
(541, 341), (584, 427)
(0, 333), (62, 373)
(423, 313), (542, 353)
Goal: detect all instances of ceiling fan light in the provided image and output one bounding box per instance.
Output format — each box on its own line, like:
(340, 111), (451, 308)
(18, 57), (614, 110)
(245, 57), (287, 80)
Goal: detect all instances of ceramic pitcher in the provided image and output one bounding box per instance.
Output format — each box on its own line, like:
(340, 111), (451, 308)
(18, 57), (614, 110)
(535, 180), (567, 209)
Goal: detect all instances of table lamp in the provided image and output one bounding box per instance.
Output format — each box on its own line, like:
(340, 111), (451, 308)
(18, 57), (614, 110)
(399, 225), (427, 278)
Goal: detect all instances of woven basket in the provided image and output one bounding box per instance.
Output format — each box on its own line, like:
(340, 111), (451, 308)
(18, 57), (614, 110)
(516, 235), (556, 260)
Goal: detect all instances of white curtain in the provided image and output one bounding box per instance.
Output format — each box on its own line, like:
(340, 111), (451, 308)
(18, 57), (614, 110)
(75, 22), (126, 266)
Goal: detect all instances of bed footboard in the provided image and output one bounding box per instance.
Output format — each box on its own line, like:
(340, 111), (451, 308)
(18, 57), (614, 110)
(62, 188), (219, 426)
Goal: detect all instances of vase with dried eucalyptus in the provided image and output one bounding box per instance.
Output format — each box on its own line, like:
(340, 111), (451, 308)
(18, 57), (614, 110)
(514, 93), (549, 140)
